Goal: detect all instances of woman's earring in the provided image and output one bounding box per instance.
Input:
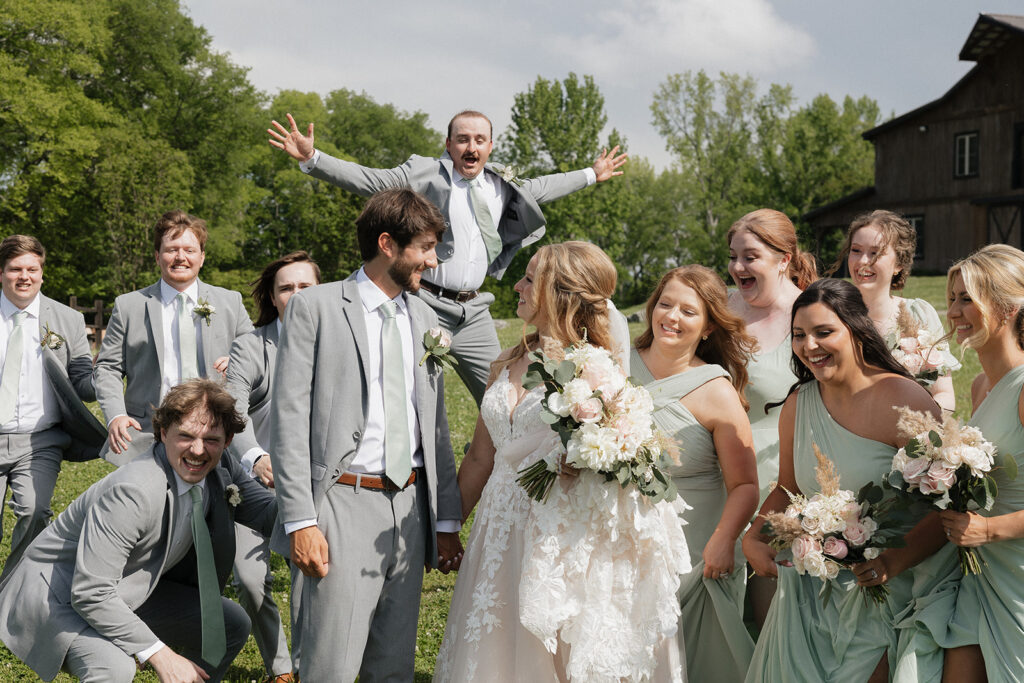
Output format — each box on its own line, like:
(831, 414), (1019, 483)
(701, 335), (708, 341)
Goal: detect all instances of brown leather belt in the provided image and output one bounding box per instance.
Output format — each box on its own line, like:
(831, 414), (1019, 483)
(337, 471), (416, 492)
(420, 279), (478, 303)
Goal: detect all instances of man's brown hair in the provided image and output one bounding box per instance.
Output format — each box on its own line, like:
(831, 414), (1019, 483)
(355, 189), (446, 261)
(152, 378), (247, 441)
(0, 235), (46, 270)
(152, 210), (209, 252)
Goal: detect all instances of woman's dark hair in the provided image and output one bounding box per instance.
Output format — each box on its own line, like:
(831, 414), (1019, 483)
(772, 278), (912, 406)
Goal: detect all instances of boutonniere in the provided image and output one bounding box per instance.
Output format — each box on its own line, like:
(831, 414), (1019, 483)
(419, 327), (458, 371)
(192, 298), (215, 326)
(40, 323), (65, 350)
(225, 483), (242, 508)
(499, 165), (523, 187)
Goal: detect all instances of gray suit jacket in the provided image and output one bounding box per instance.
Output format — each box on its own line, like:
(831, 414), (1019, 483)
(35, 294), (106, 461)
(268, 278), (460, 566)
(310, 152), (590, 278)
(0, 443), (276, 681)
(225, 322), (278, 459)
(94, 280), (254, 464)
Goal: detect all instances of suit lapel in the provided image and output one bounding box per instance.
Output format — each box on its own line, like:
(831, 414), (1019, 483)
(154, 444), (180, 579)
(144, 282), (165, 374)
(207, 466), (234, 587)
(407, 299), (434, 461)
(197, 280), (211, 375)
(341, 280), (372, 387)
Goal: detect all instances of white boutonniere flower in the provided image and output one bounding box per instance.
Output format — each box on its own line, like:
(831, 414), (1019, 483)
(419, 327), (458, 371)
(225, 483), (242, 508)
(193, 298), (215, 326)
(40, 323), (66, 351)
(499, 165), (523, 186)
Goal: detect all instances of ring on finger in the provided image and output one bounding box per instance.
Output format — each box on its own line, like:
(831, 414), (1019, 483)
(869, 569), (878, 580)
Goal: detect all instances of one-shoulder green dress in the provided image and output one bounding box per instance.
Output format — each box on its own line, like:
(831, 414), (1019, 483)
(941, 364), (1024, 681)
(632, 350), (754, 682)
(746, 337), (796, 504)
(746, 381), (933, 682)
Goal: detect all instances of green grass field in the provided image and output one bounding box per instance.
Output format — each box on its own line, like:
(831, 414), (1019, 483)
(0, 276), (979, 681)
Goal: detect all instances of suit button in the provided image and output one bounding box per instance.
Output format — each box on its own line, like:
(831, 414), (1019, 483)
(353, 431), (361, 441)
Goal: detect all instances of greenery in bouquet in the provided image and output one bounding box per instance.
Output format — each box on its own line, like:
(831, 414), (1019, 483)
(515, 341), (679, 503)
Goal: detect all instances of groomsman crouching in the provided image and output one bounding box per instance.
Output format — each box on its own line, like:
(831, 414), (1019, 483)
(0, 379), (276, 682)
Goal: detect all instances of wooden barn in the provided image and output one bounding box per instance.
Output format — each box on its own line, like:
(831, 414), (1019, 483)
(805, 13), (1024, 272)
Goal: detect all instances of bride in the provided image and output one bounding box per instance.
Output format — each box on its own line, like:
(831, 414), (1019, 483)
(434, 241), (690, 682)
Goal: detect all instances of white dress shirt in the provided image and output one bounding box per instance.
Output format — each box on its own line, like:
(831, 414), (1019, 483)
(136, 474), (207, 663)
(300, 150), (597, 291)
(0, 292), (58, 434)
(159, 279), (205, 401)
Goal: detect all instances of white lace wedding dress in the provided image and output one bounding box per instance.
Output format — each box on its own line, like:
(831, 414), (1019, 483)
(434, 369), (691, 682)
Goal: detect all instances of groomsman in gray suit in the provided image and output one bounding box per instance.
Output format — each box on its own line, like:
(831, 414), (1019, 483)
(270, 189), (463, 681)
(0, 379), (276, 682)
(223, 251), (320, 682)
(0, 235), (106, 579)
(269, 110), (628, 404)
(94, 209), (254, 465)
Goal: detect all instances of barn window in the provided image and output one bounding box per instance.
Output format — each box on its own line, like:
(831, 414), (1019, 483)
(954, 132), (979, 178)
(906, 214), (925, 260)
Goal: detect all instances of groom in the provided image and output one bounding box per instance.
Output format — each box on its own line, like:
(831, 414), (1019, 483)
(269, 110), (627, 404)
(270, 188), (462, 681)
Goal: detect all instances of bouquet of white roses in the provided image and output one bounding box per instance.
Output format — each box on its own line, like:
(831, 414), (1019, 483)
(515, 341), (678, 503)
(888, 303), (960, 386)
(760, 445), (913, 603)
(887, 407), (1015, 575)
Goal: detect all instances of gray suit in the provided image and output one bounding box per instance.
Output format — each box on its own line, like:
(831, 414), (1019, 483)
(223, 323), (291, 676)
(270, 277), (461, 681)
(309, 152), (591, 403)
(0, 294), (105, 579)
(94, 280), (254, 465)
(0, 443), (276, 682)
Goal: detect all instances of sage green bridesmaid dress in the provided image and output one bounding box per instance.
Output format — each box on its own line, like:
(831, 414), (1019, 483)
(746, 381), (931, 683)
(943, 364), (1024, 681)
(746, 337), (796, 504)
(632, 350), (754, 682)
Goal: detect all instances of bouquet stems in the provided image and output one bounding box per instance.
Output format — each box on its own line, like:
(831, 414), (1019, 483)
(517, 459), (558, 502)
(863, 584), (890, 605)
(958, 547), (985, 575)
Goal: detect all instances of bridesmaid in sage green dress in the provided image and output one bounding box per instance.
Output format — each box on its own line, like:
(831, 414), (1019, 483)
(726, 208), (817, 625)
(633, 265), (759, 682)
(743, 279), (942, 683)
(934, 245), (1024, 682)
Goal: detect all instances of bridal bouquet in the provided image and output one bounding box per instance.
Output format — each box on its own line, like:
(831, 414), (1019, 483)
(760, 445), (913, 603)
(516, 341), (678, 503)
(888, 303), (960, 386)
(887, 407), (1014, 575)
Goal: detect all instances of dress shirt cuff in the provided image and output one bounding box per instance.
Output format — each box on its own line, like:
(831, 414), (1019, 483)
(136, 640), (164, 664)
(436, 519), (461, 534)
(298, 149), (321, 174)
(583, 167), (597, 186)
(241, 447), (265, 477)
(106, 413), (127, 427)
(284, 519), (318, 535)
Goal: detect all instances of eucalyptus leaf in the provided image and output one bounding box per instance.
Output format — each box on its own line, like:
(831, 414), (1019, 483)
(1000, 453), (1019, 482)
(929, 430), (942, 447)
(553, 360), (577, 385)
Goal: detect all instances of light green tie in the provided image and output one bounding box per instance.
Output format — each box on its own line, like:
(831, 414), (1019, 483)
(381, 300), (412, 487)
(189, 485), (226, 667)
(0, 311), (28, 424)
(467, 176), (502, 263)
(177, 293), (199, 380)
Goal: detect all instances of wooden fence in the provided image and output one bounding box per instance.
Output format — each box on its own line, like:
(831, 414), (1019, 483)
(67, 296), (111, 350)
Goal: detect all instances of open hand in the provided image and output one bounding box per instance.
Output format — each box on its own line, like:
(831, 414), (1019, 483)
(592, 145), (628, 182)
(108, 415), (142, 455)
(148, 645), (209, 682)
(268, 113), (315, 162)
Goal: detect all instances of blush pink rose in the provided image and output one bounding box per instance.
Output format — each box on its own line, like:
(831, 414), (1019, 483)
(843, 521), (871, 546)
(841, 501), (863, 521)
(570, 397), (603, 424)
(902, 457), (931, 485)
(899, 337), (920, 353)
(901, 353), (925, 375)
(792, 536), (820, 560)
(927, 462), (957, 491)
(922, 347), (946, 371)
(823, 536), (849, 560)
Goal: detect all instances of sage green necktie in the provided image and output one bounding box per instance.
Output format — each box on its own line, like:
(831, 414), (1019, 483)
(189, 485), (225, 666)
(177, 293), (199, 380)
(381, 300), (412, 487)
(0, 311), (28, 424)
(467, 176), (502, 263)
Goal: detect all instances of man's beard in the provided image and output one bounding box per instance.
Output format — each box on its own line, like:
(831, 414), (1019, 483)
(388, 257), (421, 292)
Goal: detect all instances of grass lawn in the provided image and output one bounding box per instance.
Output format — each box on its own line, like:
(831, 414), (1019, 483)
(0, 276), (979, 681)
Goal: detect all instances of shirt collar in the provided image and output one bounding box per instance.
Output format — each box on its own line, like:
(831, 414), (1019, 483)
(171, 470), (208, 497)
(355, 267), (408, 316)
(160, 278), (200, 306)
(0, 291), (40, 321)
(275, 318), (283, 337)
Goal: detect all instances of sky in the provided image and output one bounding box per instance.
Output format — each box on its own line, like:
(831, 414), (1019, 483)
(181, 0), (1023, 170)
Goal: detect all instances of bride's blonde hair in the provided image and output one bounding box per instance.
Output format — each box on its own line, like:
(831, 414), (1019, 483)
(491, 241), (616, 379)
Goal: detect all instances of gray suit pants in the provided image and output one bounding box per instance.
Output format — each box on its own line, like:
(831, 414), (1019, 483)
(62, 579), (251, 682)
(0, 428), (68, 580)
(415, 288), (501, 406)
(233, 523), (291, 676)
(294, 474), (429, 682)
